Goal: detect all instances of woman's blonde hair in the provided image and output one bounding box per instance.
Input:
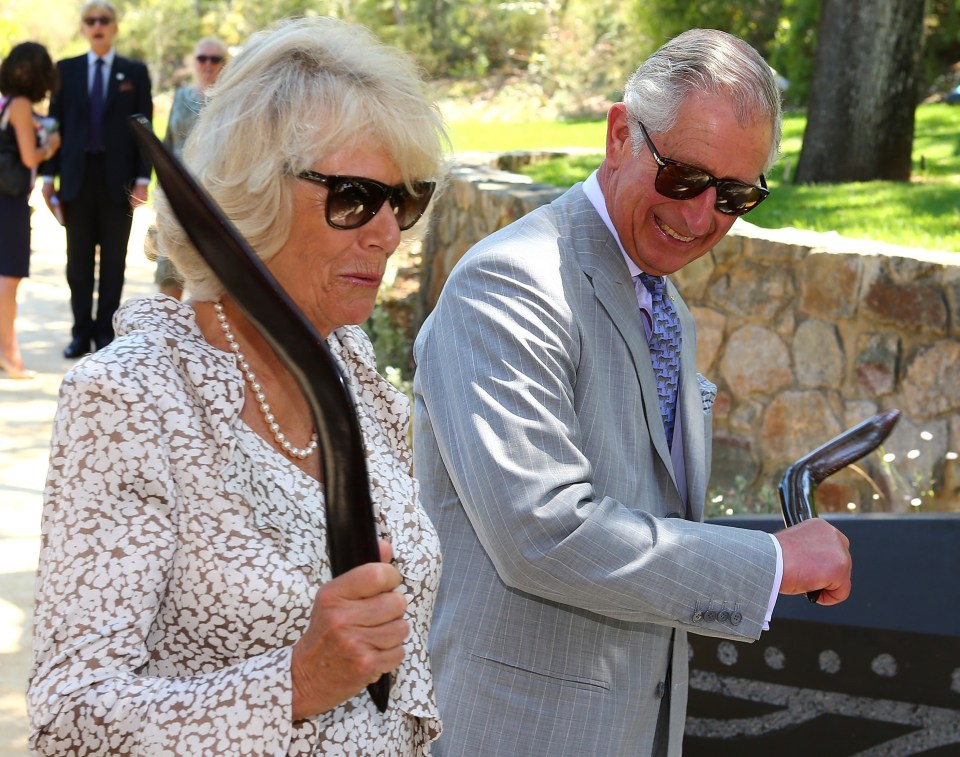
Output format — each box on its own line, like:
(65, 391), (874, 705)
(156, 16), (449, 301)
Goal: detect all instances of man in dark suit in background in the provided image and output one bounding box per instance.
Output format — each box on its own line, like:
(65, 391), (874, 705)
(41, 0), (152, 357)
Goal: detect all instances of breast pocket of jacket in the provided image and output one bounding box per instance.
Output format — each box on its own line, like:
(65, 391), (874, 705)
(113, 80), (141, 111)
(697, 373), (717, 415)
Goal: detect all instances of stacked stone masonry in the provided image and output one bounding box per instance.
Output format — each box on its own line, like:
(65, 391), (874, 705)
(417, 153), (960, 513)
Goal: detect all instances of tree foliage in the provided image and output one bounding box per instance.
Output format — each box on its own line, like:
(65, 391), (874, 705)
(766, 0), (820, 106)
(631, 0), (783, 56)
(3, 0), (958, 109)
(2, 0), (80, 61)
(924, 0), (960, 92)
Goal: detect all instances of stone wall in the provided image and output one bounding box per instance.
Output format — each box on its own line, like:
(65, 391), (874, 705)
(419, 152), (568, 316)
(417, 153), (960, 513)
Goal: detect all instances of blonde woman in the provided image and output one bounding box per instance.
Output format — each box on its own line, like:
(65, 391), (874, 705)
(150, 36), (228, 299)
(29, 17), (447, 755)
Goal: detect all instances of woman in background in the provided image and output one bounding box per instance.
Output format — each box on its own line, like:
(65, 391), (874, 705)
(163, 36), (227, 156)
(148, 36), (228, 300)
(0, 42), (60, 378)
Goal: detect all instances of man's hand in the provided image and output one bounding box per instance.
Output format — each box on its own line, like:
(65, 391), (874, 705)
(775, 519), (852, 605)
(41, 183), (64, 226)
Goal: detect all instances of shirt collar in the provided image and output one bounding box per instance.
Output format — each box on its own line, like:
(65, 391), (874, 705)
(87, 49), (116, 68)
(583, 170), (650, 282)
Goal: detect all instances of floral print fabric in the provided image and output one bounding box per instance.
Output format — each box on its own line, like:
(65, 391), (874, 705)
(28, 295), (441, 755)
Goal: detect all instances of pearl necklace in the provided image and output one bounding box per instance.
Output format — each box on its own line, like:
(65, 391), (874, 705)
(214, 301), (319, 460)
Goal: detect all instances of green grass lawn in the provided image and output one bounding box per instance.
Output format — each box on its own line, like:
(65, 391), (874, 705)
(448, 119), (608, 153)
(449, 104), (960, 253)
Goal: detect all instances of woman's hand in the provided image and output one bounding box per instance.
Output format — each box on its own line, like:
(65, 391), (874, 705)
(44, 131), (61, 159)
(290, 540), (409, 720)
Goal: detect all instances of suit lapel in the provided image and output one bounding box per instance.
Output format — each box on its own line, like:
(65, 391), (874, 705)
(557, 187), (679, 491)
(104, 55), (122, 111)
(67, 56), (92, 116)
(671, 283), (706, 521)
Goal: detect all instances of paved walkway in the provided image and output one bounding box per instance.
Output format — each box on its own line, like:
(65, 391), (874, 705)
(0, 189), (156, 755)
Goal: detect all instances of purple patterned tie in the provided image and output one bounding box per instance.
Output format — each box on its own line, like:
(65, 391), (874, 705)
(638, 272), (682, 448)
(88, 57), (104, 152)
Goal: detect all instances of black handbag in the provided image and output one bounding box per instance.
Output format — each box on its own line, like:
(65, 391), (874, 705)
(0, 99), (33, 197)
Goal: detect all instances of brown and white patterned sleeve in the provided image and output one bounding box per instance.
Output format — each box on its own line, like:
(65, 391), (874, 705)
(28, 354), (296, 756)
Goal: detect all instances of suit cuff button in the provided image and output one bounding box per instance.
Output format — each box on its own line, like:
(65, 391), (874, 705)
(704, 610), (717, 623)
(731, 611), (743, 625)
(718, 610), (730, 623)
(692, 610), (704, 623)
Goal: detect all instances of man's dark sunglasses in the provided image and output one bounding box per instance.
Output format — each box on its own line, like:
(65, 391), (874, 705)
(638, 120), (769, 216)
(195, 55), (224, 64)
(83, 15), (114, 26)
(297, 171), (436, 231)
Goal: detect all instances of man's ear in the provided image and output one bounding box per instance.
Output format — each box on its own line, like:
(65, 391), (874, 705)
(605, 103), (631, 169)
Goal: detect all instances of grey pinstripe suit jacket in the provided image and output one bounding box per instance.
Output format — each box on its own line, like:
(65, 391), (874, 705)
(413, 184), (778, 756)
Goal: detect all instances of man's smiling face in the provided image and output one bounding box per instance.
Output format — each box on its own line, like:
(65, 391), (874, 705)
(600, 93), (772, 276)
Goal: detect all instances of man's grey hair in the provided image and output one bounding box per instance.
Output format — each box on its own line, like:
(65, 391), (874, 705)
(193, 37), (228, 57)
(156, 15), (449, 301)
(79, 0), (117, 21)
(623, 28), (782, 172)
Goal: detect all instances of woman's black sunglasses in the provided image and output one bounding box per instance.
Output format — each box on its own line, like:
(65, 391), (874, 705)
(297, 171), (436, 231)
(637, 121), (769, 216)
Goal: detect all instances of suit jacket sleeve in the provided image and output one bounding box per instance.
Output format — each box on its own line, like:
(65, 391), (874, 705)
(130, 59), (153, 179)
(414, 201), (778, 641)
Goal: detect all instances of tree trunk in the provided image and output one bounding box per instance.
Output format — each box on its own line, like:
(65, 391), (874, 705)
(794, 0), (925, 183)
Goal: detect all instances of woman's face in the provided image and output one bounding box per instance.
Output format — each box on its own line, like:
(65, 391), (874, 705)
(267, 141), (405, 338)
(192, 42), (225, 90)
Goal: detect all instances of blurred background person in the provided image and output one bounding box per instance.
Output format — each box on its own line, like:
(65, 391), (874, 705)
(28, 16), (448, 755)
(0, 41), (60, 379)
(163, 36), (227, 155)
(146, 36), (228, 300)
(40, 0), (153, 359)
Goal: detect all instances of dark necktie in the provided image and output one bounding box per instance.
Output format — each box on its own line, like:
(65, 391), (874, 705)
(638, 272), (682, 448)
(88, 57), (104, 152)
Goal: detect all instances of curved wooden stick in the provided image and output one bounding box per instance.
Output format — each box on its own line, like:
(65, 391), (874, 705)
(129, 115), (390, 710)
(778, 408), (900, 602)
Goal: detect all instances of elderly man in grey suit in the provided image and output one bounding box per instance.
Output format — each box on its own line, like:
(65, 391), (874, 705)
(414, 29), (853, 757)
